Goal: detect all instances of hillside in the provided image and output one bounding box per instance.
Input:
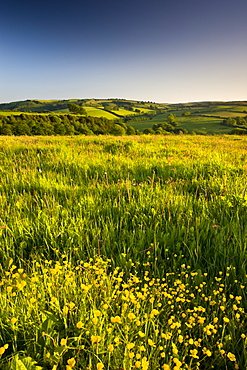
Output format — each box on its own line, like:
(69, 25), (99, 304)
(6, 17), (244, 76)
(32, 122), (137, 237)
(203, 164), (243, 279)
(0, 98), (247, 134)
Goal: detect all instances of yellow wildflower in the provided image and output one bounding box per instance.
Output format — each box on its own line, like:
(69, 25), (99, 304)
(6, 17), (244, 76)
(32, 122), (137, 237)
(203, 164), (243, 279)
(190, 349), (199, 359)
(141, 356), (149, 370)
(62, 306), (69, 315)
(138, 331), (145, 338)
(148, 339), (155, 347)
(163, 365), (170, 370)
(76, 321), (83, 329)
(111, 316), (122, 324)
(126, 342), (135, 350)
(203, 348), (212, 356)
(92, 317), (98, 324)
(67, 358), (76, 368)
(227, 352), (236, 362)
(135, 361), (141, 368)
(91, 335), (101, 344)
(128, 312), (136, 320)
(108, 344), (114, 352)
(68, 302), (75, 309)
(94, 310), (101, 316)
(60, 338), (67, 346)
(0, 344), (8, 355)
(139, 345), (146, 351)
(150, 309), (159, 318)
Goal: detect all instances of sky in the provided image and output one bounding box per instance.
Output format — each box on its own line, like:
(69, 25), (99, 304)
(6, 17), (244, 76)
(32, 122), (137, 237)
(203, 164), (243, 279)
(1, 0), (247, 103)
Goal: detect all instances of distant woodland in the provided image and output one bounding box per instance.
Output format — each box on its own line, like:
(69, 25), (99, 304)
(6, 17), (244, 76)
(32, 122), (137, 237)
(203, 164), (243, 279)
(0, 114), (136, 136)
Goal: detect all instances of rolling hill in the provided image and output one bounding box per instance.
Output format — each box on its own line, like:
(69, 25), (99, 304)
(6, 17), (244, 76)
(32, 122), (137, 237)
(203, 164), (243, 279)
(0, 98), (247, 134)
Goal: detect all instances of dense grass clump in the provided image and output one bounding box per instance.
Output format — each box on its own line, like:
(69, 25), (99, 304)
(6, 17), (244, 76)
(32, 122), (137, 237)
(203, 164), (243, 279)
(0, 135), (247, 369)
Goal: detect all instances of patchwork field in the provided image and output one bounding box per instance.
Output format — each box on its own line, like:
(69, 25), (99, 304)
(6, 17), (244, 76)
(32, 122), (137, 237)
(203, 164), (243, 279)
(129, 114), (231, 134)
(1, 99), (246, 135)
(0, 135), (247, 369)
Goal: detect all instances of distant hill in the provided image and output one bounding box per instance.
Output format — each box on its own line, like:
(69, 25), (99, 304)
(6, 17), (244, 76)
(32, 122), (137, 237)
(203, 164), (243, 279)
(0, 98), (164, 113)
(0, 98), (247, 134)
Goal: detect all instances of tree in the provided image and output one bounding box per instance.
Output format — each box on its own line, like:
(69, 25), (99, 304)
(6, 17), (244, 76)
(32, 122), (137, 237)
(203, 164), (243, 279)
(110, 124), (126, 136)
(153, 122), (175, 133)
(236, 116), (247, 126)
(221, 118), (237, 127)
(0, 124), (13, 135)
(64, 123), (75, 135)
(167, 114), (178, 126)
(54, 122), (66, 135)
(68, 103), (87, 115)
(12, 122), (31, 135)
(39, 122), (55, 135)
(230, 127), (247, 135)
(144, 128), (155, 135)
(126, 125), (136, 135)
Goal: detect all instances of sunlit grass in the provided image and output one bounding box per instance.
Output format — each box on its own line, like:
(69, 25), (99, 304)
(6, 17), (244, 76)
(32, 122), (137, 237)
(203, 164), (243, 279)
(204, 112), (247, 118)
(83, 107), (117, 119)
(0, 135), (247, 369)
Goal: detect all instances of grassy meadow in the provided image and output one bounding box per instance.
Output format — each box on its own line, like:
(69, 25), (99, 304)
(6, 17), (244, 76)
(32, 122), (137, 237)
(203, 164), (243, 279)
(0, 135), (247, 369)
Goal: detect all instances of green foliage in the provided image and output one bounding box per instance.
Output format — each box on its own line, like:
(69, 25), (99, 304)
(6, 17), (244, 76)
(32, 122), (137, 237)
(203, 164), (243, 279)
(230, 127), (247, 135)
(110, 124), (126, 136)
(0, 124), (13, 135)
(167, 113), (177, 126)
(0, 114), (136, 136)
(67, 103), (87, 116)
(221, 116), (247, 129)
(4, 355), (42, 370)
(143, 128), (156, 134)
(221, 117), (237, 126)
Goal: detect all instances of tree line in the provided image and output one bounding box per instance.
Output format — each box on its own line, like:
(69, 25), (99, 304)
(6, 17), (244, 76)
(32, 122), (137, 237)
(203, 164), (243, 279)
(0, 114), (137, 136)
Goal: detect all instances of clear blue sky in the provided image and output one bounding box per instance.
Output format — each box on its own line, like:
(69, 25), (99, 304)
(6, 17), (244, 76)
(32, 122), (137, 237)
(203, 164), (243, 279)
(1, 0), (247, 103)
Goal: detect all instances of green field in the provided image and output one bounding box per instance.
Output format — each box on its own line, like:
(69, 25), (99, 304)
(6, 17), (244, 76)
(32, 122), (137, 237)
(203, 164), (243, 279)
(129, 113), (230, 134)
(203, 111), (247, 118)
(83, 107), (118, 119)
(0, 135), (247, 369)
(0, 111), (50, 116)
(115, 109), (138, 116)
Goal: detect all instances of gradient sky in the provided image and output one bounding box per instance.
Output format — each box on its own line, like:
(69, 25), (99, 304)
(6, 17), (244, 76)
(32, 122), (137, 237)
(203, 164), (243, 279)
(1, 0), (247, 103)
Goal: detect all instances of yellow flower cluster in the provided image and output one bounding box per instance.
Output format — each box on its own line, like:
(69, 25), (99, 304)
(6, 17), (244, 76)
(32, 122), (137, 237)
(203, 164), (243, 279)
(0, 257), (245, 369)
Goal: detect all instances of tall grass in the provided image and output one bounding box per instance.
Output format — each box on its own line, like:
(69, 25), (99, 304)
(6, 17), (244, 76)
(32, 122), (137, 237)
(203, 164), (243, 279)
(0, 136), (246, 275)
(0, 135), (247, 369)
